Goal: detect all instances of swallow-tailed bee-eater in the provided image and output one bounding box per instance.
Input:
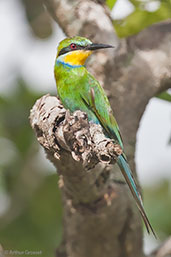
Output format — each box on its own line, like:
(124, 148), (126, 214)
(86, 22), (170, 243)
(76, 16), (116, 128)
(54, 36), (156, 237)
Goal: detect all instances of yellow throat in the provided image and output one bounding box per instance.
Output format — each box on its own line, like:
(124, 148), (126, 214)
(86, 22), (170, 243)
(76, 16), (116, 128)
(62, 50), (92, 66)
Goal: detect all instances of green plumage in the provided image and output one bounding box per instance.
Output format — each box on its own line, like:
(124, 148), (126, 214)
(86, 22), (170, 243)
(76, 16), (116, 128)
(55, 63), (122, 147)
(54, 36), (156, 237)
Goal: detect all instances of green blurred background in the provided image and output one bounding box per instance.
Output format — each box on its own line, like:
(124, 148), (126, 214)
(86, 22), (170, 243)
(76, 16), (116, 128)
(0, 0), (171, 256)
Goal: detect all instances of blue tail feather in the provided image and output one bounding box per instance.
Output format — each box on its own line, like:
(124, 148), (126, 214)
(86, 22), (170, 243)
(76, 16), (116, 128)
(117, 155), (142, 203)
(117, 154), (156, 238)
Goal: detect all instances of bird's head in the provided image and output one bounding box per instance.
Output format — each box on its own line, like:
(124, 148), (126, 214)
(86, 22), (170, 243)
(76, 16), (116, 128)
(56, 36), (113, 67)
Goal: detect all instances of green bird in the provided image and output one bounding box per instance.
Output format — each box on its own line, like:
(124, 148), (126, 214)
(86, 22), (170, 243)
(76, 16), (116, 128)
(54, 36), (156, 237)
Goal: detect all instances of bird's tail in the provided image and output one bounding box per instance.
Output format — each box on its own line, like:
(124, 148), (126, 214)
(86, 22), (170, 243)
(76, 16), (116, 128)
(117, 154), (157, 238)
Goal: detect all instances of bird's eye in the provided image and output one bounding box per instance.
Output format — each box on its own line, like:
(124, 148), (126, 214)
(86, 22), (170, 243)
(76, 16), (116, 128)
(70, 43), (77, 50)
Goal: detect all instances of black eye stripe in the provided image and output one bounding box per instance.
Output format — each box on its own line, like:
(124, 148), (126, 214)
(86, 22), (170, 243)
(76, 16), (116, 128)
(58, 47), (69, 56)
(58, 45), (84, 56)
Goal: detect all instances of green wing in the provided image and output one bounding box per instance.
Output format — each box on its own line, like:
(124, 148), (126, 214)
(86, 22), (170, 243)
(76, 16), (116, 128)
(80, 85), (123, 149)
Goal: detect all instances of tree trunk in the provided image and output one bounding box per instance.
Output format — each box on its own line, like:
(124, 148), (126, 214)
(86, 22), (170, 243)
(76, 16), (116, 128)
(30, 1), (171, 256)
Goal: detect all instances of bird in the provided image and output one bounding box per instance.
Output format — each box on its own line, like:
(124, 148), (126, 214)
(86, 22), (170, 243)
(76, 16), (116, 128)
(54, 36), (156, 237)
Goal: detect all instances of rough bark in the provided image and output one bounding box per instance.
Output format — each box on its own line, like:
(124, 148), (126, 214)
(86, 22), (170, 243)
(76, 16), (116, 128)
(30, 95), (142, 257)
(31, 0), (171, 256)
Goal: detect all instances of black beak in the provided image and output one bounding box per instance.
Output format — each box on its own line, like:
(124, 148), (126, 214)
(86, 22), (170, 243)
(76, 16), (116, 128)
(85, 43), (114, 51)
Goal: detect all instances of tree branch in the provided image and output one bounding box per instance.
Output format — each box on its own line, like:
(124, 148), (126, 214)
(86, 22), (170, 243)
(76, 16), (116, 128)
(30, 95), (143, 257)
(30, 95), (122, 170)
(34, 1), (171, 256)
